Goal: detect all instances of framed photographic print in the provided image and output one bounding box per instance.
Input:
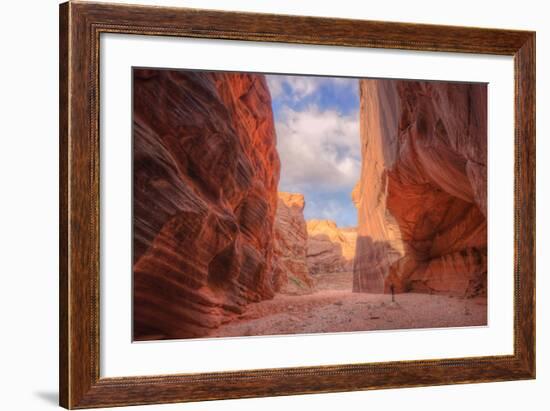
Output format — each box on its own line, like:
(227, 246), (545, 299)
(59, 1), (535, 408)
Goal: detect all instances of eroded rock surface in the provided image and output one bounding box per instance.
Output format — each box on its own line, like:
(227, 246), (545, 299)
(133, 69), (280, 340)
(307, 220), (357, 274)
(272, 192), (314, 294)
(353, 79), (487, 297)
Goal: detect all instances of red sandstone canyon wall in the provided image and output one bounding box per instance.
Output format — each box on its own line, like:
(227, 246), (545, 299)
(133, 69), (281, 340)
(306, 220), (357, 274)
(272, 192), (314, 294)
(353, 79), (487, 297)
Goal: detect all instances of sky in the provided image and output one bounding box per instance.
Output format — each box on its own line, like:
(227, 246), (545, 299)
(266, 74), (360, 227)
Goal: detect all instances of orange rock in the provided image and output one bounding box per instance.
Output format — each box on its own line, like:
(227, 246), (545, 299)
(306, 219), (357, 274)
(272, 192), (314, 294)
(132, 70), (280, 340)
(353, 79), (487, 297)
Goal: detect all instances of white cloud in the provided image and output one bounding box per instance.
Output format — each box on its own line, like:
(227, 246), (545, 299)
(266, 76), (284, 99)
(308, 199), (346, 220)
(275, 105), (360, 193)
(267, 76), (318, 100)
(284, 77), (320, 101)
(266, 75), (357, 102)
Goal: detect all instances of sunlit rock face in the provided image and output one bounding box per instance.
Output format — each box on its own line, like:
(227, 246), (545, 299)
(272, 192), (314, 294)
(353, 79), (487, 297)
(133, 69), (280, 340)
(306, 220), (357, 274)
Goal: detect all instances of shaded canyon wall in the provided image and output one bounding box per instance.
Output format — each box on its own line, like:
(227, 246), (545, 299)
(133, 69), (281, 340)
(272, 192), (314, 294)
(353, 79), (487, 297)
(306, 220), (357, 274)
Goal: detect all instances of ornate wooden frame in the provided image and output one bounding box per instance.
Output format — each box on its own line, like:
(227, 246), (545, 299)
(59, 1), (536, 408)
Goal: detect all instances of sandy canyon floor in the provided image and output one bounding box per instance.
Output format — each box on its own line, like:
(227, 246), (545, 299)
(210, 271), (487, 338)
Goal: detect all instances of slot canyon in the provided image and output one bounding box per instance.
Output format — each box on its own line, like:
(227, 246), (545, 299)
(133, 70), (487, 341)
(352, 79), (487, 297)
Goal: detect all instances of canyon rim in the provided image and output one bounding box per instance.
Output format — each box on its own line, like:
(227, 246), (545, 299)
(132, 68), (487, 341)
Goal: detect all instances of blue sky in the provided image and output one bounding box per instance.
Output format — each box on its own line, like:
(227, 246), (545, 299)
(266, 75), (360, 227)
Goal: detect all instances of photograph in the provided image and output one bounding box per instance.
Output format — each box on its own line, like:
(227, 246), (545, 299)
(1, 0), (542, 409)
(132, 68), (488, 341)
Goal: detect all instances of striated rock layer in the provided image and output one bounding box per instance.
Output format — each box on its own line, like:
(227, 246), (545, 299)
(272, 192), (314, 294)
(306, 220), (357, 274)
(133, 69), (280, 340)
(353, 79), (487, 297)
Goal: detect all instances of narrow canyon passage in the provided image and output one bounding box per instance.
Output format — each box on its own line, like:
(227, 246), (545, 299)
(213, 185), (484, 339)
(209, 270), (486, 338)
(210, 77), (489, 339)
(132, 70), (488, 341)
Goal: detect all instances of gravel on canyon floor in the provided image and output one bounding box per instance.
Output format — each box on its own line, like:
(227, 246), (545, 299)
(209, 271), (487, 338)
